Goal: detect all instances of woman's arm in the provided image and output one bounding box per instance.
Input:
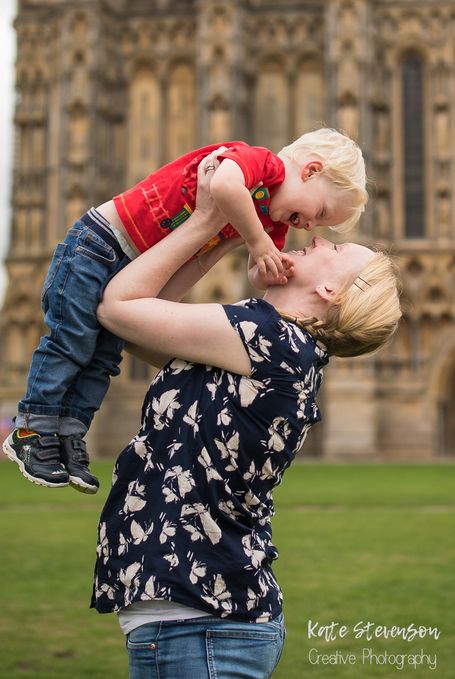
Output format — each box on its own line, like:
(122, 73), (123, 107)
(125, 235), (243, 368)
(157, 233), (243, 303)
(98, 159), (251, 375)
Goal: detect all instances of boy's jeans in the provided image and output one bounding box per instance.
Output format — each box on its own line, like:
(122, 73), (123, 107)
(16, 211), (130, 436)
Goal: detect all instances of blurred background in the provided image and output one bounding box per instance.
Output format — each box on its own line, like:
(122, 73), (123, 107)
(1, 0), (455, 462)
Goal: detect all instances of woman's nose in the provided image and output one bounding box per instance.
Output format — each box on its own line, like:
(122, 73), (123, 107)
(312, 236), (330, 248)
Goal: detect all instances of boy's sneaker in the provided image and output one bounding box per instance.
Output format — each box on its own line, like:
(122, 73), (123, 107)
(59, 436), (99, 495)
(2, 429), (69, 488)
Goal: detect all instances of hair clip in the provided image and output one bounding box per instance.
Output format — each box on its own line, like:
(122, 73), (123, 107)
(354, 276), (371, 292)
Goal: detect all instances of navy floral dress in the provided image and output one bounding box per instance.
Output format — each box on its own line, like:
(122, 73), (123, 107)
(91, 298), (328, 622)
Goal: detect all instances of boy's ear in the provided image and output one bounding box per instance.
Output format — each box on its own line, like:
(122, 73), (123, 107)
(301, 160), (324, 182)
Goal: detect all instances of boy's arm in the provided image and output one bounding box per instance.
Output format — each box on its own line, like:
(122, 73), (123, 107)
(209, 158), (284, 277)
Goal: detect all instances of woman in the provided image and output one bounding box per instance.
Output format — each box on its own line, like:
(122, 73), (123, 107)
(91, 154), (401, 679)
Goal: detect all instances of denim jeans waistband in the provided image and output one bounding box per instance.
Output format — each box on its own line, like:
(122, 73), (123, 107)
(80, 208), (125, 260)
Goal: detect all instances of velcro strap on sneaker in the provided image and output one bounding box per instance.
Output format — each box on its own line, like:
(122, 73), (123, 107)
(68, 438), (89, 463)
(71, 438), (87, 452)
(36, 437), (61, 462)
(38, 436), (59, 446)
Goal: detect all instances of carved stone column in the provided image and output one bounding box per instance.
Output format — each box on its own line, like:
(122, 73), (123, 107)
(321, 1), (379, 457)
(1, 5), (58, 397)
(326, 0), (370, 142)
(0, 0), (128, 449)
(196, 0), (249, 144)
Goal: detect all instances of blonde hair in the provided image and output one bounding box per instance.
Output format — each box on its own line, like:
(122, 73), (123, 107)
(278, 128), (368, 233)
(280, 251), (402, 357)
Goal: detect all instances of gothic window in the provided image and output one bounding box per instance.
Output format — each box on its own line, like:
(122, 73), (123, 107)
(254, 59), (289, 153)
(166, 63), (196, 161)
(127, 66), (161, 185)
(68, 105), (88, 165)
(401, 52), (425, 238)
(18, 124), (29, 167)
(295, 59), (325, 135)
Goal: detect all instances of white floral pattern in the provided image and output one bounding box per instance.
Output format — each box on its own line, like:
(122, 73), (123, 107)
(92, 299), (327, 622)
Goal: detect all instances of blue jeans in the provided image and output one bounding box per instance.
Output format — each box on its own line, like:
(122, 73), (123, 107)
(126, 614), (285, 679)
(17, 212), (130, 435)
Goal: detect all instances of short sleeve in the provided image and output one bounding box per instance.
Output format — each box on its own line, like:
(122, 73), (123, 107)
(222, 298), (326, 385)
(223, 299), (277, 376)
(216, 144), (285, 190)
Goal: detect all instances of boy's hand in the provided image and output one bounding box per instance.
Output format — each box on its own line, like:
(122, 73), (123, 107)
(249, 256), (295, 289)
(264, 258), (295, 286)
(247, 232), (286, 277)
(278, 255), (295, 284)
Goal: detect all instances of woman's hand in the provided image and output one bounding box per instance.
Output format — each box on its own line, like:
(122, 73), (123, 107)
(194, 147), (229, 233)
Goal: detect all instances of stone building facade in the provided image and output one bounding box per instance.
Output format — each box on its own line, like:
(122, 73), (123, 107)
(1, 0), (454, 459)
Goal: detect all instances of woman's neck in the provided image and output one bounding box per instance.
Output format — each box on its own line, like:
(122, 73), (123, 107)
(263, 286), (327, 321)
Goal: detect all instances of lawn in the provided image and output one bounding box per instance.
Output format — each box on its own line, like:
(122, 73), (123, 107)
(0, 461), (453, 678)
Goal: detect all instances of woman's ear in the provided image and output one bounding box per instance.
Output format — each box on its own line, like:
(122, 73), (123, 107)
(301, 160), (324, 182)
(315, 284), (337, 302)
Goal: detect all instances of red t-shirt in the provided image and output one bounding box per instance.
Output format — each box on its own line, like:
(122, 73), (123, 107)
(113, 142), (288, 256)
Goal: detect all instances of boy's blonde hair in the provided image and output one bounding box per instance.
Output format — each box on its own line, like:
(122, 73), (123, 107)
(282, 251), (402, 357)
(278, 128), (368, 233)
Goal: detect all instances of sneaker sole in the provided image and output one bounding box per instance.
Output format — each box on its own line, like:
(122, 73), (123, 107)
(69, 476), (99, 495)
(2, 439), (69, 489)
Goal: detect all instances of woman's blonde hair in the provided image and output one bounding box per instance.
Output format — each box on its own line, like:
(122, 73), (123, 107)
(278, 128), (368, 233)
(281, 251), (402, 357)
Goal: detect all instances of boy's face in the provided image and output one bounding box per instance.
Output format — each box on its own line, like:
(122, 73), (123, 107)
(269, 159), (354, 231)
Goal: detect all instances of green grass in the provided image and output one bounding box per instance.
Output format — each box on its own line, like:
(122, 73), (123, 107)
(1, 461), (454, 678)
